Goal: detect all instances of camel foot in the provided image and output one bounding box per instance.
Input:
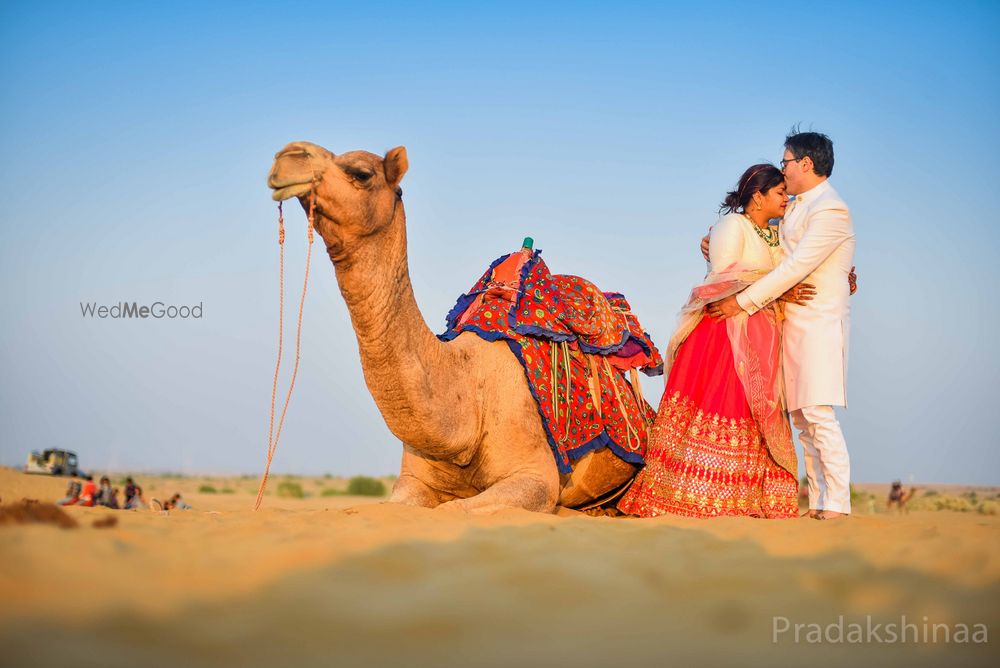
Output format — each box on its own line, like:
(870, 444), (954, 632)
(388, 475), (445, 509)
(433, 498), (473, 515)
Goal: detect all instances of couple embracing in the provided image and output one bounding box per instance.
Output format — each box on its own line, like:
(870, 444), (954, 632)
(618, 130), (855, 520)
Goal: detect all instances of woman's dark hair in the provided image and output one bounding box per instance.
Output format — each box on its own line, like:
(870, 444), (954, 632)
(785, 129), (834, 177)
(720, 163), (784, 214)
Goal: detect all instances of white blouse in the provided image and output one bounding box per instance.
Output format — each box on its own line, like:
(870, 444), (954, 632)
(708, 212), (784, 274)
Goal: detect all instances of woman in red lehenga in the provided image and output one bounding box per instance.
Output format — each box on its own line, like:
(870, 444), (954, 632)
(618, 164), (809, 518)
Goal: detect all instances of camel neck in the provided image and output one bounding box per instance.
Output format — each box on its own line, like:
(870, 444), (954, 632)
(330, 208), (457, 451)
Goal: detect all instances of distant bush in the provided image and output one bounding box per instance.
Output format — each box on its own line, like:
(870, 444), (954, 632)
(199, 484), (218, 494)
(978, 500), (998, 516)
(923, 489), (939, 497)
(346, 476), (387, 497)
(221, 488), (236, 494)
(909, 494), (974, 513)
(909, 493), (998, 515)
(849, 484), (875, 505)
(277, 481), (305, 499)
(321, 488), (342, 497)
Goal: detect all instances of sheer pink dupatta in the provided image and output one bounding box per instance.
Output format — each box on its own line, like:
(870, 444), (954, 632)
(664, 263), (797, 477)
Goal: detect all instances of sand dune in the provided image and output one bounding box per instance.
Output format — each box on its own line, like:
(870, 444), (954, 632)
(1, 468), (997, 667)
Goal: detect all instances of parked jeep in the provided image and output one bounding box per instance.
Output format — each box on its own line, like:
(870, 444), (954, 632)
(25, 449), (83, 477)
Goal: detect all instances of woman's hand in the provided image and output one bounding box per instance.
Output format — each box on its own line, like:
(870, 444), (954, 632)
(779, 282), (816, 306)
(700, 227), (713, 261)
(849, 266), (858, 295)
(705, 295), (743, 319)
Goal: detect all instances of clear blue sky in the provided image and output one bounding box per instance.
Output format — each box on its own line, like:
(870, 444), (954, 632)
(1, 1), (998, 484)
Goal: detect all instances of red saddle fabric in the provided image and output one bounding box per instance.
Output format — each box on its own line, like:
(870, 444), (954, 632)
(440, 249), (663, 473)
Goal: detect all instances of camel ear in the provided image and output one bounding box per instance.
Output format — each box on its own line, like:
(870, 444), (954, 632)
(383, 146), (408, 188)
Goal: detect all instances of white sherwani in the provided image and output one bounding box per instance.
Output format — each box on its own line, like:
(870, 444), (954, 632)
(736, 180), (855, 411)
(734, 179), (855, 514)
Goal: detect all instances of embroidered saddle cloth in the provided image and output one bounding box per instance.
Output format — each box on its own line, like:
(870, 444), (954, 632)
(439, 248), (663, 473)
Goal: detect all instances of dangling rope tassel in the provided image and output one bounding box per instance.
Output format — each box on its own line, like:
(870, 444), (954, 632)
(587, 355), (602, 419)
(255, 193), (316, 510)
(629, 367), (653, 440)
(550, 343), (559, 424)
(604, 358), (641, 452)
(561, 341), (572, 435)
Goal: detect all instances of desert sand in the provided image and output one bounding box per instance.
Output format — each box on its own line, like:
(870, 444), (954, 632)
(1, 467), (997, 668)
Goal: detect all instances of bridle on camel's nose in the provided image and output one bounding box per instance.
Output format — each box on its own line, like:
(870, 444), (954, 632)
(255, 189), (317, 511)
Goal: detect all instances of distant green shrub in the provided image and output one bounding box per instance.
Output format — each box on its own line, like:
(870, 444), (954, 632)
(221, 488), (236, 494)
(909, 494), (974, 512)
(849, 484), (875, 505)
(321, 488), (343, 497)
(346, 476), (387, 497)
(923, 489), (939, 497)
(977, 500), (998, 516)
(199, 484), (218, 494)
(277, 481), (305, 499)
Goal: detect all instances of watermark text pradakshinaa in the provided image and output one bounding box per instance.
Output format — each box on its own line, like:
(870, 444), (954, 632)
(773, 615), (988, 644)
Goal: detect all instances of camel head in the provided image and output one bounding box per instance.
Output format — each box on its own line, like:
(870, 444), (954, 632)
(267, 141), (409, 261)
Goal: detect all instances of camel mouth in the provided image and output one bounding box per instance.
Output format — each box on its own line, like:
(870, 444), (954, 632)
(270, 181), (314, 202)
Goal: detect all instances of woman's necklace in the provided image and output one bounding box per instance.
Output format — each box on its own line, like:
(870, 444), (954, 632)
(744, 213), (780, 247)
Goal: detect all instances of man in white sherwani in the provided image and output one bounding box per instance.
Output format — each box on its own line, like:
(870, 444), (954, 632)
(708, 131), (855, 519)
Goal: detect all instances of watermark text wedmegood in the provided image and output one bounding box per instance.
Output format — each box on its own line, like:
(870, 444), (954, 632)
(80, 301), (203, 319)
(773, 616), (988, 644)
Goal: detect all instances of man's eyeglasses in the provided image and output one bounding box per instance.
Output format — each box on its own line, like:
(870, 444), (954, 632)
(780, 156), (805, 169)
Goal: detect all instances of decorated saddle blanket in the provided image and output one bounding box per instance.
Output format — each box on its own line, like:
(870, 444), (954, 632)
(439, 248), (663, 473)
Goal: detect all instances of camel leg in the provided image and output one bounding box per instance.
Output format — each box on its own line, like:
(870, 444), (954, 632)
(388, 472), (449, 508)
(436, 471), (559, 515)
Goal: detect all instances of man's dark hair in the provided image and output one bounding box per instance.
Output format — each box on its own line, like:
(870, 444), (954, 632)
(785, 129), (834, 177)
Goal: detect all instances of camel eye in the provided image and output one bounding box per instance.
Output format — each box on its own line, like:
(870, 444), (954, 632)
(348, 169), (374, 183)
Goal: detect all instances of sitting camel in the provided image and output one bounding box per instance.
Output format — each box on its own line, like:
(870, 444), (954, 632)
(268, 142), (641, 514)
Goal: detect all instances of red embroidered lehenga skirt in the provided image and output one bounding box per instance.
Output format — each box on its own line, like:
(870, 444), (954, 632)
(617, 313), (798, 518)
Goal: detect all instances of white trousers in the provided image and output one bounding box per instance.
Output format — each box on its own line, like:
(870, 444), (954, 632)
(791, 405), (851, 514)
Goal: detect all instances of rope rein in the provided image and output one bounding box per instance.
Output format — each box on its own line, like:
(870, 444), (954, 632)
(255, 192), (316, 510)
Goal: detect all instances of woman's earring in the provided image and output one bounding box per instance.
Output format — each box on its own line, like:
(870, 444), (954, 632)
(755, 201), (762, 210)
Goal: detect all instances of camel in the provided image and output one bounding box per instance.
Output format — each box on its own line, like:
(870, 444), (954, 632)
(267, 142), (639, 514)
(887, 481), (917, 513)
